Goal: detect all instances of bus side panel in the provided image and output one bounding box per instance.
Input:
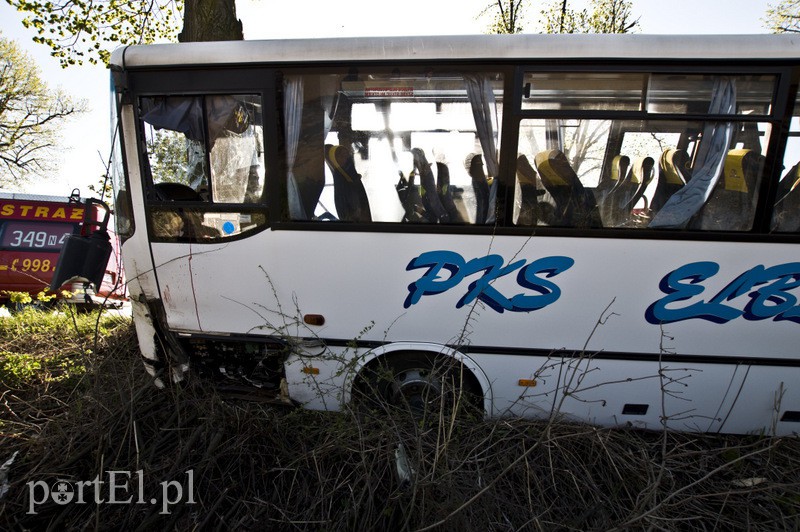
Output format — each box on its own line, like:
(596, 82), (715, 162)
(472, 353), (795, 434)
(715, 366), (800, 436)
(142, 228), (800, 435)
(149, 244), (204, 332)
(284, 347), (800, 436)
(147, 231), (800, 360)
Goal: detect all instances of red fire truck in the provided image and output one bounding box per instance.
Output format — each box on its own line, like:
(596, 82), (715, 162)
(0, 191), (125, 305)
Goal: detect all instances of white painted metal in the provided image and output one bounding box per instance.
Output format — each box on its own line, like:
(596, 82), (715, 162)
(141, 229), (800, 435)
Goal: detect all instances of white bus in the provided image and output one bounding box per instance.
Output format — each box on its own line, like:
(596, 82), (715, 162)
(108, 34), (800, 435)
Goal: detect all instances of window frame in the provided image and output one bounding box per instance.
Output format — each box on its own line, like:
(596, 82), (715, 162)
(121, 60), (800, 243)
(505, 62), (795, 237)
(272, 65), (512, 227)
(129, 68), (276, 244)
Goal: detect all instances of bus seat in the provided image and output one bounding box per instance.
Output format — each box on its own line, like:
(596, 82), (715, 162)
(650, 149), (690, 213)
(395, 169), (427, 223)
(151, 183), (222, 238)
(623, 156), (656, 212)
(323, 144), (372, 222)
(771, 161), (800, 232)
(595, 154), (630, 199)
(596, 155), (632, 226)
(692, 149), (763, 231)
(436, 162), (465, 223)
(412, 148), (449, 223)
(153, 182), (203, 202)
(465, 153), (491, 224)
(516, 154), (546, 226)
(534, 149), (601, 228)
(601, 156), (654, 226)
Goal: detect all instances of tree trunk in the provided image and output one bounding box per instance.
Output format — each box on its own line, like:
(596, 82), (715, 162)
(179, 0), (244, 42)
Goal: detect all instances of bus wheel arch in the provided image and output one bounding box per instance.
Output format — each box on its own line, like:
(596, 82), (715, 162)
(348, 344), (489, 417)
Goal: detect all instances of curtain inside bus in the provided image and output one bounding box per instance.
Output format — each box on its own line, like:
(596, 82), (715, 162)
(649, 77), (736, 229)
(465, 74), (501, 224)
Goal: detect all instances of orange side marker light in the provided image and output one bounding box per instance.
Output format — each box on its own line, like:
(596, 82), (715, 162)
(303, 314), (325, 326)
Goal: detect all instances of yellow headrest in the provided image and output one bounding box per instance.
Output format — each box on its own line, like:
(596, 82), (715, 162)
(629, 156), (655, 184)
(791, 165), (800, 193)
(325, 144), (355, 183)
(516, 154), (538, 186)
(723, 149), (751, 193)
(611, 155), (630, 182)
(659, 149), (688, 186)
(534, 149), (574, 187)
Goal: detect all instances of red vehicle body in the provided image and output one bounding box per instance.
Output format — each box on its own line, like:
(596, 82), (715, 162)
(0, 192), (126, 304)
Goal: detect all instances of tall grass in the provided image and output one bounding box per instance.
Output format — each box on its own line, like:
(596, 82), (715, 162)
(0, 307), (798, 530)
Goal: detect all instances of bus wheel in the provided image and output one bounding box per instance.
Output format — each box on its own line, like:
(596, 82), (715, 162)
(354, 352), (483, 420)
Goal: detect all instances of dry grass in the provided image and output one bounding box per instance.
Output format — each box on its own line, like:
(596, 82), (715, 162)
(0, 307), (799, 531)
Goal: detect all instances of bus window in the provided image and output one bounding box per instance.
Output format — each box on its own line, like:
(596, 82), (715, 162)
(647, 74), (776, 115)
(516, 119), (610, 228)
(139, 94), (267, 241)
(772, 93), (800, 232)
(689, 122), (771, 231)
(645, 75), (775, 231)
(516, 72), (774, 230)
(522, 72), (645, 111)
(518, 72), (776, 113)
(617, 130), (681, 222)
(282, 71), (503, 225)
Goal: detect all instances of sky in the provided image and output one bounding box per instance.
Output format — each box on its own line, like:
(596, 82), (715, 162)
(0, 0), (775, 198)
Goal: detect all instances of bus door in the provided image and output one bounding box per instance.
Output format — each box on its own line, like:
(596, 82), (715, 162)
(138, 93), (269, 333)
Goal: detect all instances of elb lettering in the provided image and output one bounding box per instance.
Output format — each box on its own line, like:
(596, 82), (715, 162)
(404, 250), (574, 313)
(646, 261), (800, 324)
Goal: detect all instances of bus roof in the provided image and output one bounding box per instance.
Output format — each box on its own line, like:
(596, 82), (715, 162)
(111, 34), (800, 69)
